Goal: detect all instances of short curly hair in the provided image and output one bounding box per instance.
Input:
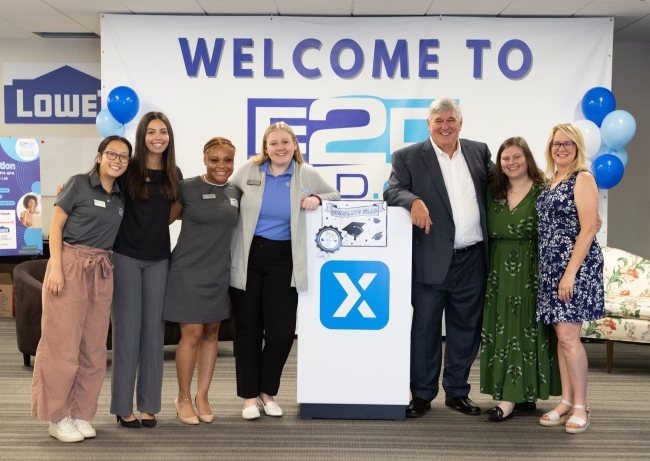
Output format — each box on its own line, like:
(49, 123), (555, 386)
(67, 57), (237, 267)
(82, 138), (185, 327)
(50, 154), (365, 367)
(23, 194), (38, 209)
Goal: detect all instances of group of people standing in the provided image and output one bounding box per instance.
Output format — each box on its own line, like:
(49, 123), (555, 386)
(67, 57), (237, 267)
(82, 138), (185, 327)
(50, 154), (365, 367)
(29, 96), (603, 443)
(385, 98), (603, 434)
(31, 114), (339, 442)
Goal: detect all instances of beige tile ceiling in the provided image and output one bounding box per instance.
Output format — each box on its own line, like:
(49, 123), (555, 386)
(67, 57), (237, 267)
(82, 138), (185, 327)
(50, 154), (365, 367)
(0, 0), (646, 41)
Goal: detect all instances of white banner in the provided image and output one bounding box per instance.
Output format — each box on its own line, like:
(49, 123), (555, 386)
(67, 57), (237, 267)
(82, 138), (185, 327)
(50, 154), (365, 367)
(101, 14), (613, 239)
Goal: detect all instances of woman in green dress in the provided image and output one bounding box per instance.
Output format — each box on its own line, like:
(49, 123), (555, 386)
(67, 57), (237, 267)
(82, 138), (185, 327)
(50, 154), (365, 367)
(480, 137), (561, 422)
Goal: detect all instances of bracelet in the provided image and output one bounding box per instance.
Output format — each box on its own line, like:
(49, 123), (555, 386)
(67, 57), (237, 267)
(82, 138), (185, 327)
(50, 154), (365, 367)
(309, 194), (322, 205)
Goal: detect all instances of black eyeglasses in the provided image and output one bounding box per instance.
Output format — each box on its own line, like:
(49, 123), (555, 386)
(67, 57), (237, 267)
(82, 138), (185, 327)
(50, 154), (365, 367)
(550, 141), (575, 151)
(103, 151), (130, 163)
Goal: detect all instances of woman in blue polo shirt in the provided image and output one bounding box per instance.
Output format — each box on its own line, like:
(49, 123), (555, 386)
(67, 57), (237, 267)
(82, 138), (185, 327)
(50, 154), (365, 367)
(32, 135), (131, 443)
(229, 122), (340, 420)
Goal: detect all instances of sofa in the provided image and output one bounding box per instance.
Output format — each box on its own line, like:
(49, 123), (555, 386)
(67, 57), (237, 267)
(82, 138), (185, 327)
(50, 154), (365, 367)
(580, 247), (650, 373)
(14, 259), (235, 367)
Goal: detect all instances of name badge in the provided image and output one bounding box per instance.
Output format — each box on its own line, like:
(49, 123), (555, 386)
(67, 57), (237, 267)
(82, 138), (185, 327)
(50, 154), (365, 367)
(230, 198), (239, 208)
(202, 194), (217, 200)
(94, 199), (106, 208)
(247, 180), (261, 186)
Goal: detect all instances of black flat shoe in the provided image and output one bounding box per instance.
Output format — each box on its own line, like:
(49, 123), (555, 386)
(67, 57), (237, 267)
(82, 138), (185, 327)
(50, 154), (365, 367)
(117, 415), (142, 428)
(483, 406), (514, 422)
(513, 402), (536, 415)
(406, 398), (431, 418)
(445, 396), (481, 415)
(141, 416), (156, 428)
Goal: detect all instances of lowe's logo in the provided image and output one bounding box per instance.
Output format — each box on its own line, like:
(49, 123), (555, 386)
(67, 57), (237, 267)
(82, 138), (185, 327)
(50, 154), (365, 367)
(247, 96), (432, 165)
(320, 260), (389, 330)
(4, 66), (101, 124)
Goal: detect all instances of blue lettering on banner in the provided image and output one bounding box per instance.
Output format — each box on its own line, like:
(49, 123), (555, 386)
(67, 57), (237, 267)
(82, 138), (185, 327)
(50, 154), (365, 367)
(372, 39), (408, 78)
(179, 37), (532, 80)
(247, 96), (432, 164)
(4, 66), (101, 124)
(418, 39), (439, 78)
(467, 39), (533, 80)
(498, 39), (533, 80)
(320, 260), (390, 330)
(330, 39), (364, 79)
(466, 40), (491, 79)
(264, 39), (283, 78)
(292, 39), (323, 78)
(179, 38), (225, 77)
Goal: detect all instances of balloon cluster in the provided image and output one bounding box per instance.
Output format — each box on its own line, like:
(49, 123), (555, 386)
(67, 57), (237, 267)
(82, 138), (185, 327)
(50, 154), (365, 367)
(576, 87), (636, 189)
(95, 86), (140, 138)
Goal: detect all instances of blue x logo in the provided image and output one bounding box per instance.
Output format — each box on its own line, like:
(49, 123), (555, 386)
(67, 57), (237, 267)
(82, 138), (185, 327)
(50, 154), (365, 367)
(320, 260), (390, 330)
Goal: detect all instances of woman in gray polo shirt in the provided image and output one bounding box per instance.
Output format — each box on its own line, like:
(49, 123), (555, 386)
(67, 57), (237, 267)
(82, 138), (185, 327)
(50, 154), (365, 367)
(31, 135), (131, 443)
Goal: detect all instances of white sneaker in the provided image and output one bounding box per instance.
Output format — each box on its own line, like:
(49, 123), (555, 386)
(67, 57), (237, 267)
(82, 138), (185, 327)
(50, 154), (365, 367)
(48, 417), (84, 443)
(70, 417), (96, 438)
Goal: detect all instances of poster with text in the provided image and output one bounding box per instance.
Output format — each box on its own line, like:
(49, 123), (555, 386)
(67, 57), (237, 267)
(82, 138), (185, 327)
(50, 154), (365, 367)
(0, 138), (43, 256)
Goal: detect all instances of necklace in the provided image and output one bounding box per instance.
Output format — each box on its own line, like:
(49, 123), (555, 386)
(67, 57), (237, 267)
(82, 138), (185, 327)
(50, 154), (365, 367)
(202, 175), (227, 187)
(508, 180), (532, 194)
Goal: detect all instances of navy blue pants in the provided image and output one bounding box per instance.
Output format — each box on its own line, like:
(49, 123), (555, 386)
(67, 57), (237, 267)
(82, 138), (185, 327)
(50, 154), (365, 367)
(410, 245), (486, 402)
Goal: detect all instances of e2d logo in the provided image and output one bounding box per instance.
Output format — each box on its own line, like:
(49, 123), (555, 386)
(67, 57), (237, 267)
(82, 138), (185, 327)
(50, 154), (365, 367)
(320, 260), (390, 331)
(247, 96), (432, 166)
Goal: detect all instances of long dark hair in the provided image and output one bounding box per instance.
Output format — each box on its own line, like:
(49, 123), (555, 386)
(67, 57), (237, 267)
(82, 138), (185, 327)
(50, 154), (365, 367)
(491, 137), (545, 201)
(128, 112), (179, 201)
(88, 135), (132, 176)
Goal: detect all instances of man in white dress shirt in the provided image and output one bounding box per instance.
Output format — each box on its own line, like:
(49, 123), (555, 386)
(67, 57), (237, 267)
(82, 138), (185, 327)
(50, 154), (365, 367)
(384, 98), (494, 418)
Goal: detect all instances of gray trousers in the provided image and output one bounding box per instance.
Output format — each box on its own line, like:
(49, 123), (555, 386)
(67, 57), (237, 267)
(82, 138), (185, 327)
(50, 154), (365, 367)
(109, 251), (168, 416)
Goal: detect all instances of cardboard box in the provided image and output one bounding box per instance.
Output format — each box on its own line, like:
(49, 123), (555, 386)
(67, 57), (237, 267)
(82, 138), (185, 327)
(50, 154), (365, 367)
(0, 273), (14, 318)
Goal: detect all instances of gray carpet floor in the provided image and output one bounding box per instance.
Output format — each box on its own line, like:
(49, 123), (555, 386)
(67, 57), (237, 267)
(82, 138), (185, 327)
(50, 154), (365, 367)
(2, 318), (649, 460)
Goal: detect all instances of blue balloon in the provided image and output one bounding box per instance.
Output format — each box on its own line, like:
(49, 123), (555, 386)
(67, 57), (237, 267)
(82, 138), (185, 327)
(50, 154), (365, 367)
(96, 109), (125, 137)
(592, 153), (624, 189)
(581, 87), (616, 127)
(600, 110), (636, 149)
(107, 86), (140, 124)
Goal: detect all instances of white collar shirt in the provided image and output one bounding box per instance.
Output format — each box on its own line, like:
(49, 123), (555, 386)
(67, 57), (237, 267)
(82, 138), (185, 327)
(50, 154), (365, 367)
(430, 137), (483, 248)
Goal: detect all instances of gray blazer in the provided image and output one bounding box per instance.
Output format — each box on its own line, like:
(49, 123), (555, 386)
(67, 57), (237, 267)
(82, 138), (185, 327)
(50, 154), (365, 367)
(229, 160), (340, 293)
(383, 138), (494, 285)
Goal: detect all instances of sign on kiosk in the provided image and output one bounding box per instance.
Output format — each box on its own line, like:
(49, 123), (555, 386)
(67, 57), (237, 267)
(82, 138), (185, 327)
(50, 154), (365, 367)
(298, 201), (412, 420)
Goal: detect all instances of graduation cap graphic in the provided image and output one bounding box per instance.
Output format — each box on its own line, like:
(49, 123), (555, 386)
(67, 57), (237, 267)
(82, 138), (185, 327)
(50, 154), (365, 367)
(342, 222), (365, 240)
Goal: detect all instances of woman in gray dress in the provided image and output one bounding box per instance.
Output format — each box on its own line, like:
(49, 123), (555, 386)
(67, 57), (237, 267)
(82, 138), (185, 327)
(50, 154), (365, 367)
(163, 137), (240, 424)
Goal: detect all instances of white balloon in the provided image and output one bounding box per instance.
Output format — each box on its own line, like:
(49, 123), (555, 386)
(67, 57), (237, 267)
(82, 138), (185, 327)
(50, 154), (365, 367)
(574, 119), (601, 159)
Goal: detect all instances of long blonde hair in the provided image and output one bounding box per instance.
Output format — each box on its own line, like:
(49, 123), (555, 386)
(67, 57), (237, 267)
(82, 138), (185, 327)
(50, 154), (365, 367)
(250, 122), (305, 166)
(544, 123), (589, 182)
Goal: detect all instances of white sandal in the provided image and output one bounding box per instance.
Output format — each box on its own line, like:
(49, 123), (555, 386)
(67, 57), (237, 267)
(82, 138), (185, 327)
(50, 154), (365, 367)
(565, 404), (590, 434)
(539, 399), (573, 427)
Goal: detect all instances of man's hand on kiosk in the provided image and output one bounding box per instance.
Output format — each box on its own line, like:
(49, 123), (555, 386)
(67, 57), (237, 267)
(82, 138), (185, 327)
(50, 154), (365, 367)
(411, 199), (432, 234)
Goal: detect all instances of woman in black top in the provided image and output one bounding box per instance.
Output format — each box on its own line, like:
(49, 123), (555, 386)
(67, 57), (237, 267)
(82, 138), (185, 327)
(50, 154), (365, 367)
(109, 112), (182, 428)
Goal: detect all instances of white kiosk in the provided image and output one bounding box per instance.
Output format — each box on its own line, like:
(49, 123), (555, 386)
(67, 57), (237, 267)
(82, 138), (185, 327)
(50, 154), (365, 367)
(297, 202), (412, 420)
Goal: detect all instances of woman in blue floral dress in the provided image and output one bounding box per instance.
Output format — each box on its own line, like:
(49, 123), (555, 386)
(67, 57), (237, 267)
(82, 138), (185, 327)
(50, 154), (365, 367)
(536, 123), (604, 434)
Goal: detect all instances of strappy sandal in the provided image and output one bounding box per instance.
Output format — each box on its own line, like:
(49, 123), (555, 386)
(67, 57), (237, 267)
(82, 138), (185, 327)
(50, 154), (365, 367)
(565, 404), (590, 434)
(539, 399), (573, 427)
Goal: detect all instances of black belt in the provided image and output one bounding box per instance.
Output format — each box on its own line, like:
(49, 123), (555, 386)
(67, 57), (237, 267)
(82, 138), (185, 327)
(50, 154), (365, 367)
(453, 242), (480, 254)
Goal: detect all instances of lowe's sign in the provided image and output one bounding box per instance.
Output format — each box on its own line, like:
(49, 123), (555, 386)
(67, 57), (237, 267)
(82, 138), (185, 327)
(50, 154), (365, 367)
(4, 64), (101, 124)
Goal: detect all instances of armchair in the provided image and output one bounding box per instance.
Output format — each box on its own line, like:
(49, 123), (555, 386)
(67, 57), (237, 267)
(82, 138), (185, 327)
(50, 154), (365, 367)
(580, 247), (650, 373)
